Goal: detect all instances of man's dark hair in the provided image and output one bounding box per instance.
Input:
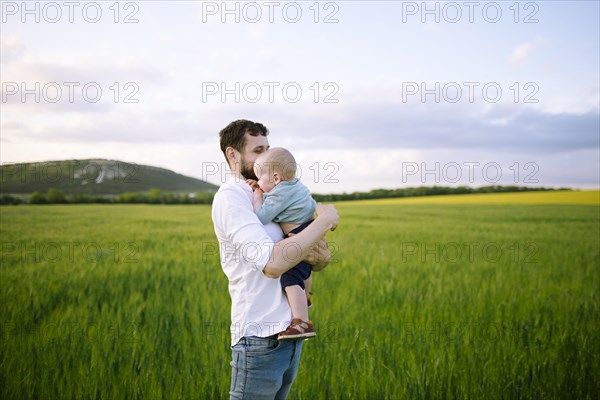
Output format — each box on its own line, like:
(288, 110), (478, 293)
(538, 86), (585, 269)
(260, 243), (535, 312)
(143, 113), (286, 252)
(219, 119), (269, 162)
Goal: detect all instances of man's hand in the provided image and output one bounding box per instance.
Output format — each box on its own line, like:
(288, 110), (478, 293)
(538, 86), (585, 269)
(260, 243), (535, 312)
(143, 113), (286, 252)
(303, 235), (331, 272)
(246, 179), (260, 191)
(304, 203), (338, 271)
(316, 203), (338, 232)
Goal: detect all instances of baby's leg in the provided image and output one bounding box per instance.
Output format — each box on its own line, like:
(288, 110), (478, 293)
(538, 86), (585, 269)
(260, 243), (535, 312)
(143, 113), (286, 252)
(304, 275), (313, 307)
(304, 275), (312, 296)
(285, 285), (309, 321)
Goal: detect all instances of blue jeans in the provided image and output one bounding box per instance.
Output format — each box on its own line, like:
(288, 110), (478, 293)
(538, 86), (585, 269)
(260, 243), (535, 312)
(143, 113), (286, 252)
(230, 335), (303, 400)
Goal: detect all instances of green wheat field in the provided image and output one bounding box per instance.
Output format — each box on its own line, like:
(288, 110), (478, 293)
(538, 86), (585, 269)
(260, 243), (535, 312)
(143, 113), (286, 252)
(1, 191), (599, 399)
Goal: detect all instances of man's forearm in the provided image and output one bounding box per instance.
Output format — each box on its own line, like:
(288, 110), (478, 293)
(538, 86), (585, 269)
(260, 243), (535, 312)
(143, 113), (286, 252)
(263, 217), (334, 278)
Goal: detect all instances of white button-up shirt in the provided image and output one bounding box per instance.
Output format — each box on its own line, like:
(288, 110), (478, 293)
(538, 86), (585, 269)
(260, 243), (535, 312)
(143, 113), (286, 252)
(212, 177), (292, 346)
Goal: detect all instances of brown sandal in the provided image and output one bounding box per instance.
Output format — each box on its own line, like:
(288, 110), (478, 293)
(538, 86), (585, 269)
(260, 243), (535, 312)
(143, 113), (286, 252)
(277, 318), (316, 341)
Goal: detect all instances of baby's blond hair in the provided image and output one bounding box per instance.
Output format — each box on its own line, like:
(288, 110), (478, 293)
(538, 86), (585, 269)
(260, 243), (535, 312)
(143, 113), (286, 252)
(257, 147), (297, 181)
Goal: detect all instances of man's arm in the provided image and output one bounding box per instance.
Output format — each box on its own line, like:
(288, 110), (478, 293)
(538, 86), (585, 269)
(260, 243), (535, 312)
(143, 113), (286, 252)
(287, 233), (331, 272)
(263, 203), (338, 278)
(215, 186), (337, 278)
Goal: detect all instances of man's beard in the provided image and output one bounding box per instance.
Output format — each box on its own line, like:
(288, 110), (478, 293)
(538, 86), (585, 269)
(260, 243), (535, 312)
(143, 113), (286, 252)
(240, 156), (258, 180)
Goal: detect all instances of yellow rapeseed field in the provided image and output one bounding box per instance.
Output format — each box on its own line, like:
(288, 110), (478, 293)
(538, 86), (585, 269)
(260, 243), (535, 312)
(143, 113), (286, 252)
(344, 190), (600, 206)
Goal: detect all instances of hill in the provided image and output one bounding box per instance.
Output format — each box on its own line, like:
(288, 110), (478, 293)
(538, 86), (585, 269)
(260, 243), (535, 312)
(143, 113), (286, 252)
(0, 159), (219, 195)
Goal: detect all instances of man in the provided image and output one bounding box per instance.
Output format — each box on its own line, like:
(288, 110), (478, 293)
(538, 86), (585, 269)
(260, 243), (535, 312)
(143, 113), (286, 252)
(211, 119), (339, 399)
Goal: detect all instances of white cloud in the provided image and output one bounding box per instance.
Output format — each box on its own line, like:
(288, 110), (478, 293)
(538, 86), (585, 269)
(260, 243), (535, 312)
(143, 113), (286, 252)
(1, 3), (598, 191)
(509, 35), (544, 67)
(0, 35), (26, 63)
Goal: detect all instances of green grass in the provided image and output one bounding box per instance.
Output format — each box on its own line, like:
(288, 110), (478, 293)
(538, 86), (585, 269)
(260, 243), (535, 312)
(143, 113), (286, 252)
(1, 200), (599, 399)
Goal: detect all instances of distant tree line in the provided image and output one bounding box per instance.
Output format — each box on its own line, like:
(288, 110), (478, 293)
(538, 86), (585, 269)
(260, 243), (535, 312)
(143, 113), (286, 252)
(0, 185), (571, 206)
(311, 185), (570, 202)
(0, 188), (215, 205)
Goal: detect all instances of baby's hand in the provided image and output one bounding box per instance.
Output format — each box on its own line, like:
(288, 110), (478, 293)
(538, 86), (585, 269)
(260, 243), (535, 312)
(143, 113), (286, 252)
(246, 179), (260, 191)
(253, 187), (264, 199)
(251, 186), (264, 211)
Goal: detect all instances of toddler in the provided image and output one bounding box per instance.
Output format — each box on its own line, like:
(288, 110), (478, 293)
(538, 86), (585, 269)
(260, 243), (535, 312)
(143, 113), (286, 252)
(248, 147), (319, 340)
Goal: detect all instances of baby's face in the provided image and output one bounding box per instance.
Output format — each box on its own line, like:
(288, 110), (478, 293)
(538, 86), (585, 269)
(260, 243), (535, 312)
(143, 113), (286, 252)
(254, 160), (278, 192)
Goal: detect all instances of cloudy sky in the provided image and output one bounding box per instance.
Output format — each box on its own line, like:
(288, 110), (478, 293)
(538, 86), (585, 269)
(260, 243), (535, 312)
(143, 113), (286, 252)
(1, 0), (599, 193)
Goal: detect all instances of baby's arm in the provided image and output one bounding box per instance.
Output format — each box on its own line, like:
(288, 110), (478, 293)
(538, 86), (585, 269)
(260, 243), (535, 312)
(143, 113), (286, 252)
(252, 188), (264, 213)
(245, 179), (264, 212)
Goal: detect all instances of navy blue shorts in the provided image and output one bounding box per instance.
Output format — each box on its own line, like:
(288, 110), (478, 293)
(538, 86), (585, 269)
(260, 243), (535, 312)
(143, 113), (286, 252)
(280, 220), (313, 290)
